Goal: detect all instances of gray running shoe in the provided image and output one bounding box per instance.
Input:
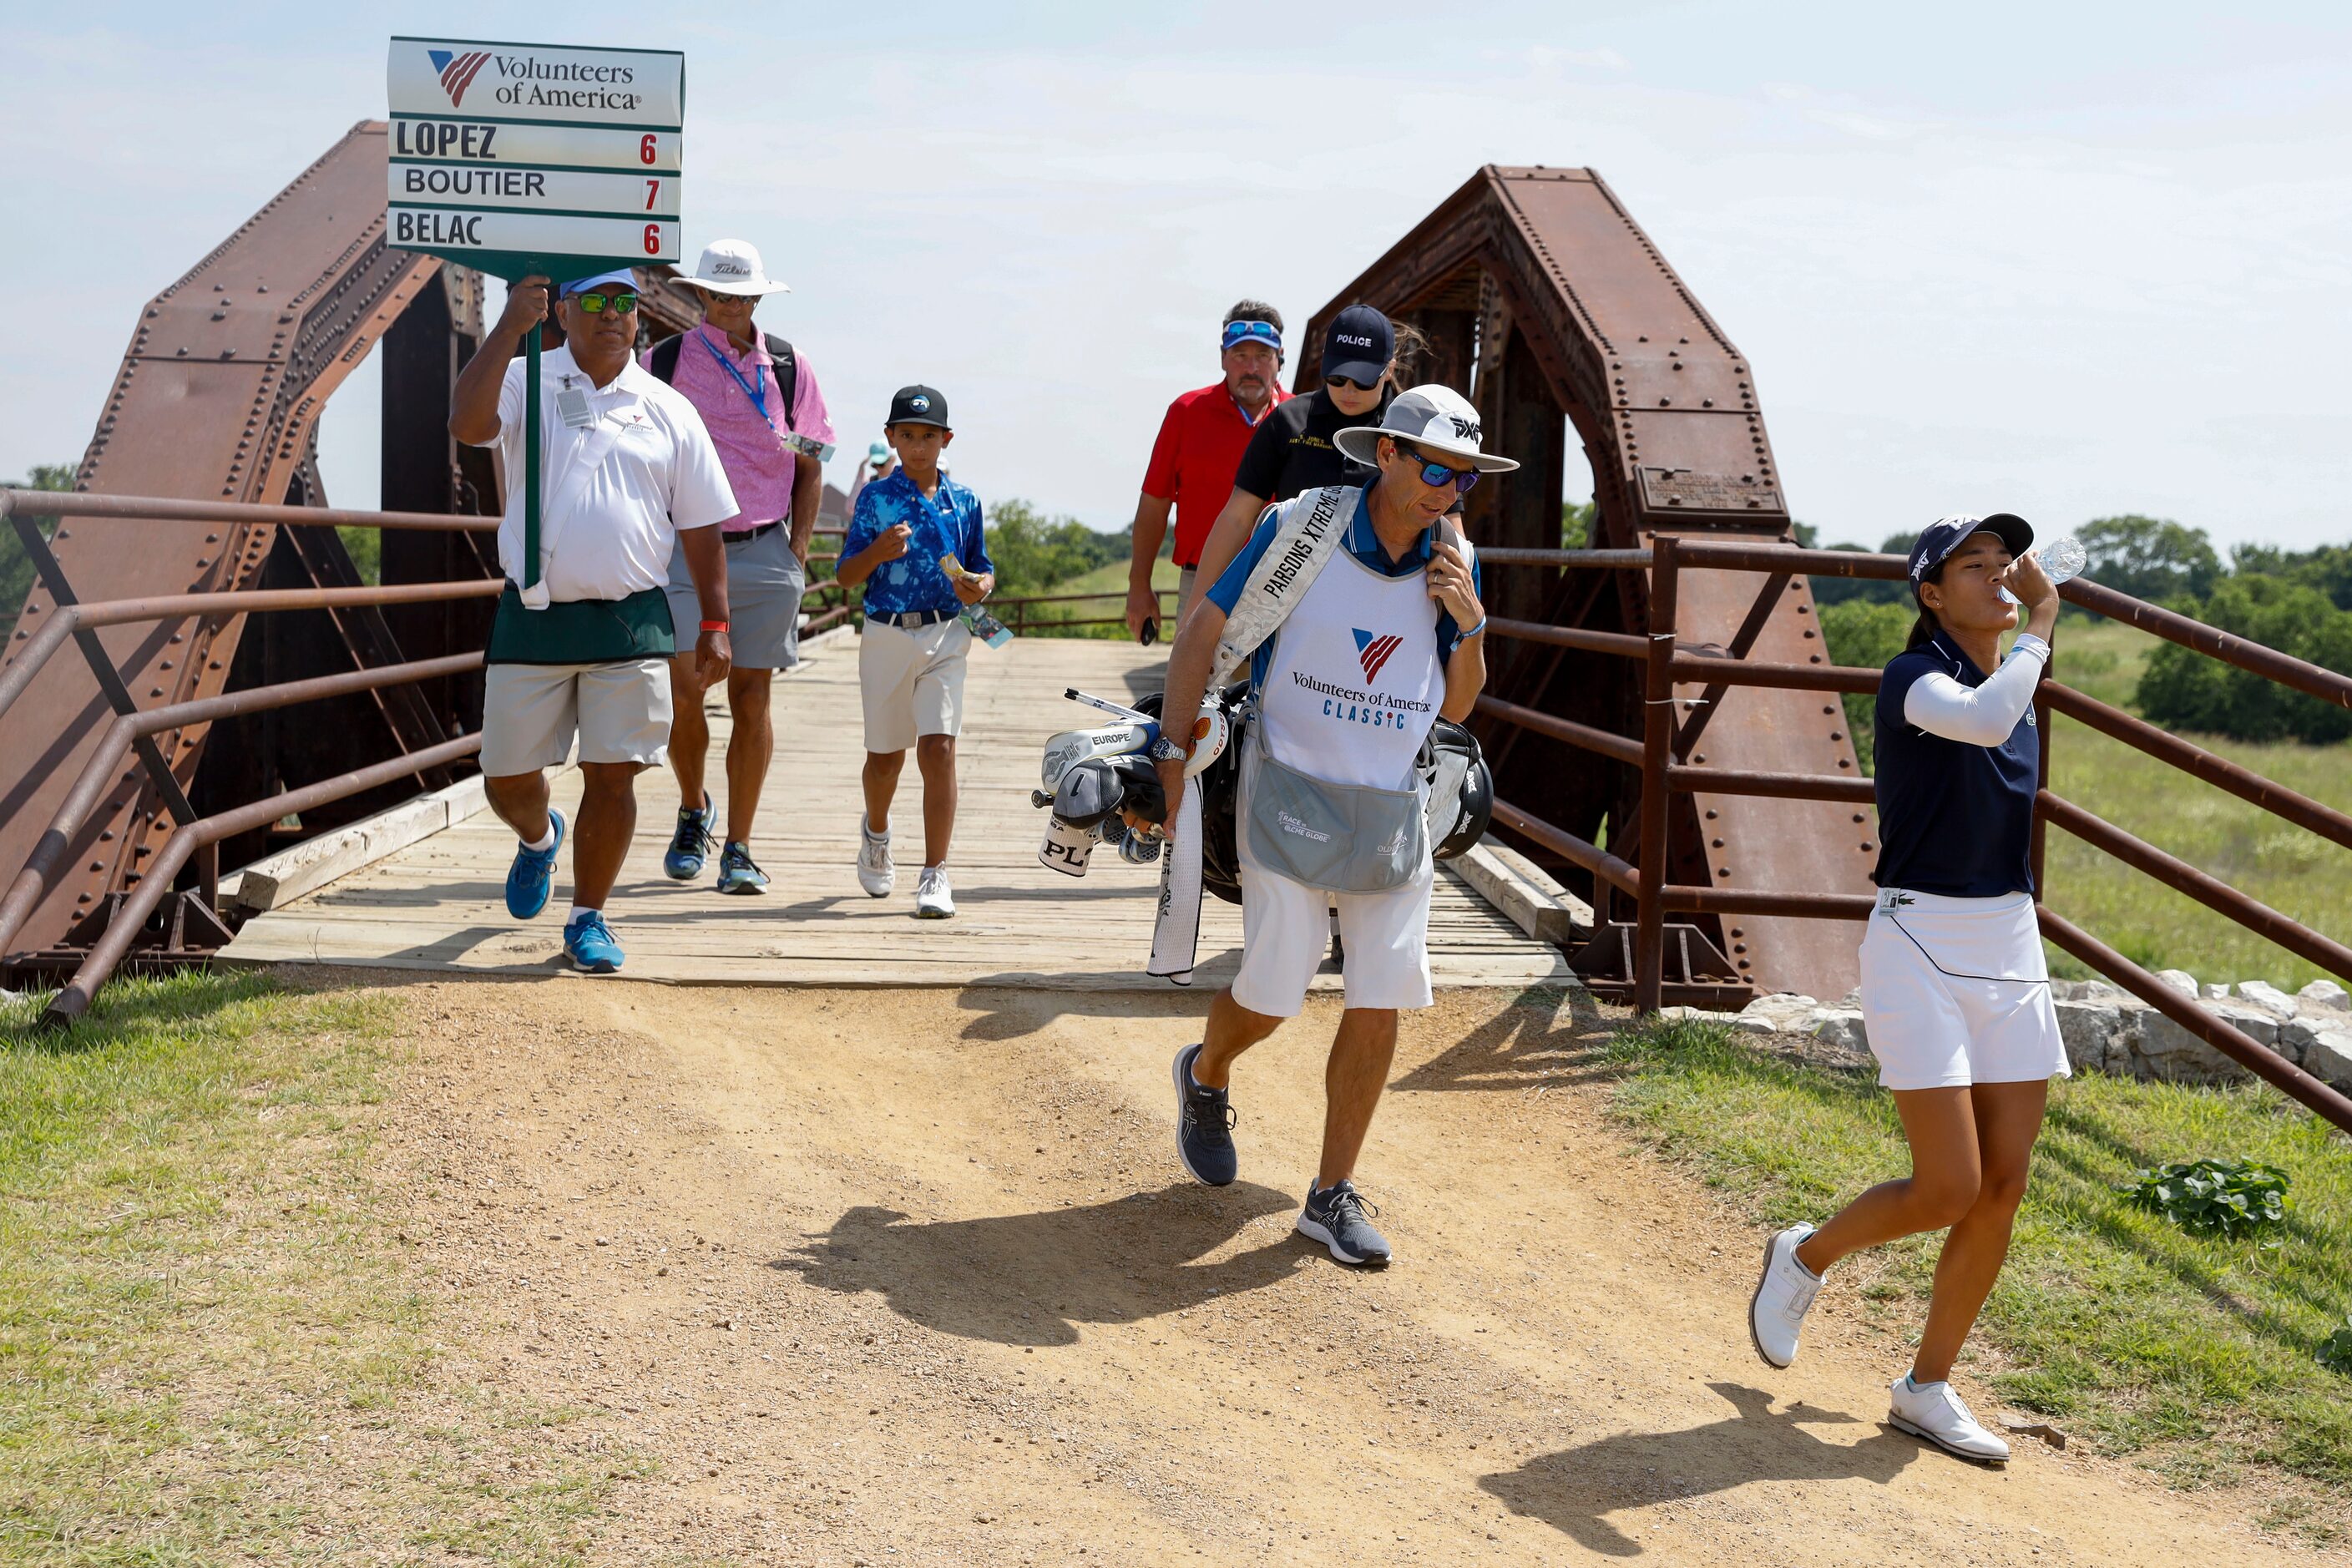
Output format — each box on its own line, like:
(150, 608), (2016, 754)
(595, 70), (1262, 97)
(1171, 1044), (1237, 1186)
(1297, 1178), (1391, 1267)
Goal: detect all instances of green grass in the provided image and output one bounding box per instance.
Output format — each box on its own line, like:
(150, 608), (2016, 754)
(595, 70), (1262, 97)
(1009, 553), (1178, 639)
(2041, 618), (2352, 989)
(0, 972), (624, 1561)
(1603, 1014), (2352, 1528)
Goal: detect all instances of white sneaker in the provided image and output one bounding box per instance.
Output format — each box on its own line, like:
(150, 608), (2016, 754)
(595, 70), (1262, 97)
(914, 865), (954, 918)
(1748, 1222), (1822, 1368)
(857, 816), (895, 898)
(1889, 1374), (2011, 1465)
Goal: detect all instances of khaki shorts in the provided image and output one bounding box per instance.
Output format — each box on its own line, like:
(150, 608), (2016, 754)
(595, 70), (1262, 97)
(1177, 564), (1201, 625)
(859, 616), (971, 752)
(480, 658), (672, 776)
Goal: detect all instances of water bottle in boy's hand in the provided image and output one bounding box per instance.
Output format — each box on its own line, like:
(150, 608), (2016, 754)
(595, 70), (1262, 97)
(963, 605), (1014, 650)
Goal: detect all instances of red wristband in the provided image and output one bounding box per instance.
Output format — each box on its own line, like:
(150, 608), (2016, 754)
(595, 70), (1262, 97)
(700, 620), (729, 632)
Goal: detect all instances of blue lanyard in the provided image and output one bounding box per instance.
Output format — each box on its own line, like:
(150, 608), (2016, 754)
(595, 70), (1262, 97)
(699, 333), (770, 424)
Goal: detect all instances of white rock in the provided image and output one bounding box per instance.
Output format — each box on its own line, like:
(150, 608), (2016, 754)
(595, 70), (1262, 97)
(2203, 982), (2231, 1002)
(1655, 1005), (1743, 1025)
(2297, 979), (2349, 1014)
(2304, 1026), (2352, 1090)
(1734, 994), (1821, 1034)
(2132, 1002), (2269, 1083)
(2233, 981), (2299, 1019)
(2154, 969), (2199, 999)
(1808, 1009), (1870, 1055)
(2054, 999), (2122, 1074)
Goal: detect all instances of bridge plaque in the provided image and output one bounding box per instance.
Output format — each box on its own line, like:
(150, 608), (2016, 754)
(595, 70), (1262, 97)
(1635, 466), (1786, 518)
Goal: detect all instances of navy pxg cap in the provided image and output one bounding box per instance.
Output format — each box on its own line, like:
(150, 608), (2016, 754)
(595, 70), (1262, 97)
(1323, 304), (1393, 387)
(888, 385), (950, 430)
(1907, 513), (2034, 583)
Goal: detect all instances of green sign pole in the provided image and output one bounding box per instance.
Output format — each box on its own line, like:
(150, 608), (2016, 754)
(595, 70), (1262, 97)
(524, 316), (542, 593)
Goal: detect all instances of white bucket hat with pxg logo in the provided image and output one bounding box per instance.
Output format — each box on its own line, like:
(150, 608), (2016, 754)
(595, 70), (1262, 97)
(1333, 384), (1520, 473)
(670, 238), (791, 298)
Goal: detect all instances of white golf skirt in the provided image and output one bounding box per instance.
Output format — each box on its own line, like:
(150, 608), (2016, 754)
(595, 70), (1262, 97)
(1857, 888), (2069, 1091)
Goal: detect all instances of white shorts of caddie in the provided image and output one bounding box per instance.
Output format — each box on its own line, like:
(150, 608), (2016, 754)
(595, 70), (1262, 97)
(480, 658), (672, 776)
(858, 616), (971, 753)
(1231, 859), (1435, 1019)
(1858, 888), (2069, 1091)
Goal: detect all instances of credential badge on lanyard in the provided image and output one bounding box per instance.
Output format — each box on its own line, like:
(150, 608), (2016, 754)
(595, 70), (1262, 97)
(555, 380), (595, 430)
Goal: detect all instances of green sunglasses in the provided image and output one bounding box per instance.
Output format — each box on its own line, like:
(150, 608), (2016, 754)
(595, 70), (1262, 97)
(572, 291), (640, 315)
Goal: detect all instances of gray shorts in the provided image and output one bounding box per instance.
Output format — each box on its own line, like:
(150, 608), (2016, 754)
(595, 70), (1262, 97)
(480, 658), (672, 776)
(668, 524), (806, 670)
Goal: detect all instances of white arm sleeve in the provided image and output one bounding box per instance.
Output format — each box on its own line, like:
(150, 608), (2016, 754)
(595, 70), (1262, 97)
(1902, 635), (2050, 745)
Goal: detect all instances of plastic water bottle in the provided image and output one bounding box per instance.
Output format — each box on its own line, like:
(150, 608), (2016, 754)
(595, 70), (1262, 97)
(2000, 534), (2086, 604)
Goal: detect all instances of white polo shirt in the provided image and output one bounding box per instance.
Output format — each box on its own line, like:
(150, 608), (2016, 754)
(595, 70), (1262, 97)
(468, 344), (736, 604)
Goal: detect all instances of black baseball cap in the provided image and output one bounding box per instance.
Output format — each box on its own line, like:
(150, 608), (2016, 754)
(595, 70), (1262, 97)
(1323, 305), (1393, 386)
(1907, 513), (2034, 583)
(887, 384), (950, 430)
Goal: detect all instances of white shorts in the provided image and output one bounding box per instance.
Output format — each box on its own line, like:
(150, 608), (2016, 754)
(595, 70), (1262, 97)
(1858, 888), (2070, 1091)
(1231, 862), (1435, 1018)
(480, 658), (671, 776)
(859, 616), (971, 752)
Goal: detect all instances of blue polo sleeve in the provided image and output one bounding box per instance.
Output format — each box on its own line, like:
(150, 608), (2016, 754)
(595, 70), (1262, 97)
(961, 490), (994, 578)
(1204, 503), (1283, 615)
(844, 481), (883, 558)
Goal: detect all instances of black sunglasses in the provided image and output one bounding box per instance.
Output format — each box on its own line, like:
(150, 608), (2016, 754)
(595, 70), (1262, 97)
(1326, 374), (1375, 392)
(1390, 440), (1482, 496)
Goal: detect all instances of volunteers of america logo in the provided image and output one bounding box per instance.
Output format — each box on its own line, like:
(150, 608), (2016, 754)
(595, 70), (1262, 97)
(1376, 824), (1409, 857)
(1353, 627), (1402, 684)
(427, 49), (493, 108)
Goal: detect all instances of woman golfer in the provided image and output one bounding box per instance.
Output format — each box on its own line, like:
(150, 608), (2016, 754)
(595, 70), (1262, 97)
(1748, 513), (2064, 1465)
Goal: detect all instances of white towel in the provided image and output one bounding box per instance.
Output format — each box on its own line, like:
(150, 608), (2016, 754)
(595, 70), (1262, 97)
(1148, 786), (1205, 984)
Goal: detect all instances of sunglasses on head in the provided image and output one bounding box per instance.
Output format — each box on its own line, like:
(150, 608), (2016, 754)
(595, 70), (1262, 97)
(571, 291), (640, 315)
(1390, 440), (1482, 495)
(1222, 320), (1282, 352)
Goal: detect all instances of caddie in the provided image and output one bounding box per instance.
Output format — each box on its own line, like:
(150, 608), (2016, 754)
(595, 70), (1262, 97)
(449, 270), (736, 975)
(1146, 385), (1511, 1266)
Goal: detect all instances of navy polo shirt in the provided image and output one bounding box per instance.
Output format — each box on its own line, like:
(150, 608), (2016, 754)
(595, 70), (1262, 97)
(1871, 630), (2041, 897)
(1205, 482), (1480, 694)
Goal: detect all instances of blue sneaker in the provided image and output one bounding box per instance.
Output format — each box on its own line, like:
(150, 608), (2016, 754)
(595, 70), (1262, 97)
(1171, 1044), (1237, 1186)
(664, 794), (716, 881)
(716, 841), (769, 895)
(564, 910), (625, 975)
(504, 810), (564, 920)
(1297, 1178), (1392, 1267)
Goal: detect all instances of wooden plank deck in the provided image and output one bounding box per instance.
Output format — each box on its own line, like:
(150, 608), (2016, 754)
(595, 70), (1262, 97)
(225, 635), (1574, 993)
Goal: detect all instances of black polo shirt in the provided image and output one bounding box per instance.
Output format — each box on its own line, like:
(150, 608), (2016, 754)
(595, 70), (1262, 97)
(1871, 630), (2041, 898)
(1231, 385), (1395, 503)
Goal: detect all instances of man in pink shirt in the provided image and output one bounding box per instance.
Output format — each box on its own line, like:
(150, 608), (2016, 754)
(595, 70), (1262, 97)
(645, 240), (838, 893)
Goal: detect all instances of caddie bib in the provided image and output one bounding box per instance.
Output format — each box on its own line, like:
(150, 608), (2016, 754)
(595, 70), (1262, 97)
(1258, 549), (1442, 791)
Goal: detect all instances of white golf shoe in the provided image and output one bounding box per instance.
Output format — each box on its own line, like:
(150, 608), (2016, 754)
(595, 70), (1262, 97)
(1748, 1222), (1823, 1368)
(857, 816), (895, 898)
(914, 865), (955, 918)
(1889, 1375), (2011, 1465)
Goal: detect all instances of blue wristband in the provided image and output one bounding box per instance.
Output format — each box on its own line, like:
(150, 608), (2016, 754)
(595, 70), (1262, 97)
(1456, 615), (1488, 644)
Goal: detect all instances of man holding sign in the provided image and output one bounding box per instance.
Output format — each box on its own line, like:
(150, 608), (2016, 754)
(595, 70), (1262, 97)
(450, 273), (736, 974)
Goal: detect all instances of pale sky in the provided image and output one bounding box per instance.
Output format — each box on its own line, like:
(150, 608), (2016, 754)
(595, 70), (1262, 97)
(5, 3), (2349, 550)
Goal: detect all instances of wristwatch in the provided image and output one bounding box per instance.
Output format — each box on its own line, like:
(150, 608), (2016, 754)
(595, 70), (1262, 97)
(1149, 735), (1189, 764)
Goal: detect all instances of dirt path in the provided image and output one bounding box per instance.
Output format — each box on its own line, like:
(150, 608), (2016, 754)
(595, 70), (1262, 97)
(355, 975), (2320, 1565)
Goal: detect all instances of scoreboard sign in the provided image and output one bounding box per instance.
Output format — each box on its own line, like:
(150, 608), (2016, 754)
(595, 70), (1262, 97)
(386, 36), (684, 281)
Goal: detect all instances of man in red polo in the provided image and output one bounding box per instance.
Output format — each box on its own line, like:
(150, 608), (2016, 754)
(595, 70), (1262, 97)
(1124, 301), (1290, 641)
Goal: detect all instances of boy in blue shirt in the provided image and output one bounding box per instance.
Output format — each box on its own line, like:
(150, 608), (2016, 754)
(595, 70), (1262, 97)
(837, 385), (995, 918)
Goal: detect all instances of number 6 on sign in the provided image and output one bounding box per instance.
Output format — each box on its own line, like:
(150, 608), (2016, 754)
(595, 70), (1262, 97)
(641, 133), (657, 164)
(643, 224), (661, 255)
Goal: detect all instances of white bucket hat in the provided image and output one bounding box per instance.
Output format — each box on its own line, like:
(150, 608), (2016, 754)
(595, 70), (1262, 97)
(668, 238), (790, 298)
(1333, 384), (1520, 473)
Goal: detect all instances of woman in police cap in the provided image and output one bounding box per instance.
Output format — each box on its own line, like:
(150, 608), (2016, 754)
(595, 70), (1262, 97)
(1748, 514), (2065, 1467)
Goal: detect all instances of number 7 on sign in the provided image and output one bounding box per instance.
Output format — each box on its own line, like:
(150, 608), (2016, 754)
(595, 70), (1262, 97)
(645, 179), (660, 211)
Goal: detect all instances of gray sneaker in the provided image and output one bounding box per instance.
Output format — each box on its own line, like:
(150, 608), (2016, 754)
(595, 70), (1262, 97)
(1297, 1179), (1391, 1267)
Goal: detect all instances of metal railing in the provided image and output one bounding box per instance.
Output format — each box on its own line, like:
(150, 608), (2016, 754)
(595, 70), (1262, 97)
(1474, 534), (2352, 1132)
(2, 488), (502, 1026)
